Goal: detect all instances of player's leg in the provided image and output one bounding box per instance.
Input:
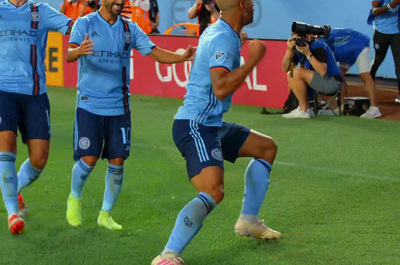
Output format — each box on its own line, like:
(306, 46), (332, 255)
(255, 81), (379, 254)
(97, 113), (131, 230)
(152, 120), (221, 264)
(370, 31), (390, 81)
(337, 65), (349, 113)
(67, 108), (101, 226)
(0, 91), (24, 234)
(389, 33), (400, 101)
(220, 123), (280, 239)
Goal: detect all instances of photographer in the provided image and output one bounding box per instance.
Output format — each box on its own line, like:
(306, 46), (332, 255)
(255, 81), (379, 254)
(188, 0), (220, 35)
(282, 24), (343, 119)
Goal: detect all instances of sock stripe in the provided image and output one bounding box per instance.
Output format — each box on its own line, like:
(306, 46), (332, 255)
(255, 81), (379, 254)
(108, 168), (123, 175)
(197, 194), (214, 214)
(254, 159), (272, 173)
(78, 160), (92, 173)
(0, 155), (16, 162)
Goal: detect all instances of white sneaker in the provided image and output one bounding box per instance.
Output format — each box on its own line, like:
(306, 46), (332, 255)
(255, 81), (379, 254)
(360, 107), (382, 119)
(395, 96), (400, 103)
(282, 107), (311, 119)
(234, 218), (281, 240)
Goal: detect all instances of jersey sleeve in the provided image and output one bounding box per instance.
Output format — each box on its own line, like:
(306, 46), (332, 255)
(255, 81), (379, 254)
(130, 22), (156, 55)
(69, 17), (87, 46)
(208, 36), (236, 72)
(43, 4), (73, 35)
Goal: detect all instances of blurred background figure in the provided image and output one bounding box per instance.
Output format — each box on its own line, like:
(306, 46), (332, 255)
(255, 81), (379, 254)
(124, 0), (151, 34)
(60, 0), (92, 21)
(188, 0), (220, 35)
(149, 0), (160, 34)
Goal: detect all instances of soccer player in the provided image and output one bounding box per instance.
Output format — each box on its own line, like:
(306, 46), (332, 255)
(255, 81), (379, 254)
(0, 0), (73, 234)
(65, 0), (195, 230)
(152, 0), (280, 264)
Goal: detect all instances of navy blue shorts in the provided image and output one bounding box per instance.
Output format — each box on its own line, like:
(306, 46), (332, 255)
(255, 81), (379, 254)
(173, 120), (250, 179)
(0, 91), (50, 143)
(73, 108), (131, 161)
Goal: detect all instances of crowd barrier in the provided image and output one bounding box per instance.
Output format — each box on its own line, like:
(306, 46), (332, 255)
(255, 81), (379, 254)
(45, 32), (289, 109)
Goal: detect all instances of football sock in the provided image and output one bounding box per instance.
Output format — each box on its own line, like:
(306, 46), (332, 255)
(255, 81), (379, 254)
(17, 159), (43, 193)
(240, 159), (272, 223)
(0, 152), (18, 215)
(70, 159), (94, 199)
(163, 192), (217, 255)
(101, 164), (124, 212)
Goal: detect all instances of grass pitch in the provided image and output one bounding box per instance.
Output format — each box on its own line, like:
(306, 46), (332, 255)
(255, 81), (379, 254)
(0, 86), (399, 265)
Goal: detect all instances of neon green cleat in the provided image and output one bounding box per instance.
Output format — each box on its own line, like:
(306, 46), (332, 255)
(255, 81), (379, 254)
(66, 194), (82, 227)
(97, 210), (122, 230)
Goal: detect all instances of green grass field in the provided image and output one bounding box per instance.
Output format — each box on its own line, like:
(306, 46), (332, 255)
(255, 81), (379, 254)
(1, 86), (399, 265)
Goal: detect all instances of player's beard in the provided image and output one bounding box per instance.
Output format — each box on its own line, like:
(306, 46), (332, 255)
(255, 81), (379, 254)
(110, 3), (123, 16)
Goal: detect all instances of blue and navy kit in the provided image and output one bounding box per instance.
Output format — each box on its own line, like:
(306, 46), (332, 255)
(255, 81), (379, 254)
(320, 28), (370, 67)
(0, 0), (73, 96)
(69, 12), (156, 116)
(372, 0), (400, 34)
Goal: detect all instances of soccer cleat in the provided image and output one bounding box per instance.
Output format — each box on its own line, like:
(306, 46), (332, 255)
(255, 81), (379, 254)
(151, 253), (185, 265)
(8, 214), (25, 235)
(234, 218), (281, 240)
(282, 107), (312, 119)
(18, 193), (27, 218)
(360, 107), (382, 119)
(97, 210), (122, 230)
(66, 194), (82, 227)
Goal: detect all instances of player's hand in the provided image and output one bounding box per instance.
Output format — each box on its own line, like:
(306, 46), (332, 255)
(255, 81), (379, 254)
(182, 45), (197, 61)
(247, 40), (266, 66)
(295, 42), (310, 56)
(78, 33), (94, 55)
(204, 3), (215, 12)
(287, 33), (298, 50)
(240, 29), (248, 47)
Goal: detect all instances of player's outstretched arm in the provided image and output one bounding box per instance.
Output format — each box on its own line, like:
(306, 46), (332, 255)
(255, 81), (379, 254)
(66, 33), (94, 62)
(211, 40), (266, 101)
(147, 45), (196, 63)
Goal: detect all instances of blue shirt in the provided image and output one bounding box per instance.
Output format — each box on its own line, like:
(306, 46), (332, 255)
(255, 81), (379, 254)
(174, 19), (241, 127)
(372, 0), (400, 34)
(0, 0), (72, 96)
(69, 12), (156, 116)
(320, 29), (370, 67)
(294, 40), (342, 80)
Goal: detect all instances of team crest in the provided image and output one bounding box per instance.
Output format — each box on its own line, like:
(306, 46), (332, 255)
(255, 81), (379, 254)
(123, 32), (132, 44)
(79, 137), (91, 150)
(215, 51), (227, 64)
(211, 148), (223, 161)
(30, 11), (40, 22)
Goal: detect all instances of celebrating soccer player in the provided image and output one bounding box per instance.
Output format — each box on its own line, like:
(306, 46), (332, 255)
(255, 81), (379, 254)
(151, 0), (281, 264)
(0, 0), (73, 235)
(65, 0), (195, 230)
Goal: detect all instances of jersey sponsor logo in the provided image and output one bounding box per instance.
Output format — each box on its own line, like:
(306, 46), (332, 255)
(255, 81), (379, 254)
(78, 137), (91, 150)
(92, 51), (130, 59)
(211, 148), (223, 161)
(0, 29), (37, 37)
(123, 32), (132, 44)
(30, 11), (40, 22)
(215, 51), (227, 64)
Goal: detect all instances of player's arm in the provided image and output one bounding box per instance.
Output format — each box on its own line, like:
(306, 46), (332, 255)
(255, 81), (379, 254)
(147, 46), (196, 63)
(372, 0), (399, 16)
(188, 0), (202, 19)
(211, 40), (266, 101)
(66, 34), (94, 62)
(282, 35), (297, 72)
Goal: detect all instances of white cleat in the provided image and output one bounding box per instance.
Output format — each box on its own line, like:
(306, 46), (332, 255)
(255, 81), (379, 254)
(360, 107), (382, 119)
(234, 218), (281, 240)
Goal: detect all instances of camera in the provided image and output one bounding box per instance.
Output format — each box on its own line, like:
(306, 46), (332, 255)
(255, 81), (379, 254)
(291, 22), (331, 47)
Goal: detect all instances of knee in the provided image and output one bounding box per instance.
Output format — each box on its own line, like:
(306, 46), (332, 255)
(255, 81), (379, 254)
(109, 158), (124, 166)
(30, 153), (48, 170)
(207, 187), (224, 204)
(293, 68), (305, 80)
(81, 156), (98, 167)
(260, 137), (278, 163)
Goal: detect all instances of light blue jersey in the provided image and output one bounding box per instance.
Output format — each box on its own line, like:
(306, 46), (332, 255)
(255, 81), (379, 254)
(0, 0), (73, 96)
(174, 19), (241, 127)
(372, 0), (400, 34)
(69, 12), (156, 116)
(320, 29), (370, 67)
